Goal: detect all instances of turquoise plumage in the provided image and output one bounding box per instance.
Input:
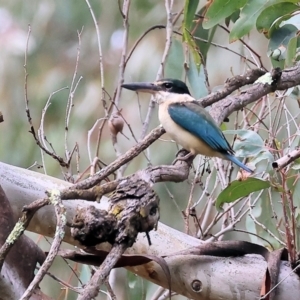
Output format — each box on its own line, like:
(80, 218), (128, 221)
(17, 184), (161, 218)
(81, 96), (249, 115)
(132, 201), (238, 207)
(122, 79), (253, 173)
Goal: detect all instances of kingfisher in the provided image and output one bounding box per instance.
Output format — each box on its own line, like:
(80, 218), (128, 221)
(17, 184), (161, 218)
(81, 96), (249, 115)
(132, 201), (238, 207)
(121, 78), (253, 173)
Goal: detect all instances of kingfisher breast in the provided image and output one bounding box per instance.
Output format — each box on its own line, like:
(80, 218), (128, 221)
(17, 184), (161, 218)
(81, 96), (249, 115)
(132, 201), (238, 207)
(158, 100), (221, 157)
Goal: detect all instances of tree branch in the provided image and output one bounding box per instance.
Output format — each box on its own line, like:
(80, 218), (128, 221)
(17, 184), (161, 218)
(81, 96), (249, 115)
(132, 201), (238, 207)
(272, 148), (300, 171)
(205, 64), (300, 123)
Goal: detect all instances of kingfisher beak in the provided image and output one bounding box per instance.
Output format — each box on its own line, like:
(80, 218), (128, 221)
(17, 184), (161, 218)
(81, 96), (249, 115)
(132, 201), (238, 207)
(121, 82), (160, 94)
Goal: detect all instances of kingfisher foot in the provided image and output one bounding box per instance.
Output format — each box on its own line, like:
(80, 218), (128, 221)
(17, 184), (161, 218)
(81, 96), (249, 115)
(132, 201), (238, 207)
(172, 152), (195, 164)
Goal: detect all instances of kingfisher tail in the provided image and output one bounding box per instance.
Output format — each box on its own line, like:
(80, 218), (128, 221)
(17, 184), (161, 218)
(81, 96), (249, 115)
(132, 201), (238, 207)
(223, 154), (253, 173)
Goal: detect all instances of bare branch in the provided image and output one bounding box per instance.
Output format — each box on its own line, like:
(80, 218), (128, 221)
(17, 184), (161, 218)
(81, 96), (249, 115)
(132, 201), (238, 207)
(64, 29), (83, 163)
(140, 0), (174, 140)
(73, 126), (166, 189)
(208, 65), (300, 124)
(114, 0), (131, 108)
(78, 244), (127, 300)
(20, 190), (66, 300)
(200, 68), (266, 107)
(272, 148), (300, 171)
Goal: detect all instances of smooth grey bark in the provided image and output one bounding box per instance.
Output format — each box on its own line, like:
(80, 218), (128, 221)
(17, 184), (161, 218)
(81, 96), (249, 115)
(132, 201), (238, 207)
(0, 162), (299, 299)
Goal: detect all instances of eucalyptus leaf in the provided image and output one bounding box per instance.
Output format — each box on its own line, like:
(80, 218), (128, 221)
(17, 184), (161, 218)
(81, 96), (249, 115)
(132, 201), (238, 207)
(127, 271), (146, 300)
(183, 0), (201, 72)
(230, 0), (299, 42)
(216, 178), (271, 211)
(183, 30), (202, 72)
(203, 0), (247, 29)
(187, 55), (208, 99)
(251, 150), (274, 165)
(230, 0), (266, 42)
(224, 129), (264, 157)
(128, 271), (138, 288)
(79, 264), (92, 284)
(225, 9), (241, 27)
(183, 0), (199, 30)
(291, 159), (300, 170)
(256, 2), (299, 37)
(286, 36), (298, 67)
(194, 5), (213, 60)
(281, 13), (300, 28)
(268, 24), (298, 61)
(165, 39), (184, 78)
(249, 188), (283, 249)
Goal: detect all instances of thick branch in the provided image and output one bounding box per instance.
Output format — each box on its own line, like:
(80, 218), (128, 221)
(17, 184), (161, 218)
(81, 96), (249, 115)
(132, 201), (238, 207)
(200, 68), (266, 107)
(1, 162), (299, 299)
(206, 64), (300, 123)
(61, 150), (192, 201)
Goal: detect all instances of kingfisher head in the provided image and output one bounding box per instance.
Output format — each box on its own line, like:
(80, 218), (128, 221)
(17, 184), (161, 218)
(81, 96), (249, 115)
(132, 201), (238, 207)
(122, 78), (191, 103)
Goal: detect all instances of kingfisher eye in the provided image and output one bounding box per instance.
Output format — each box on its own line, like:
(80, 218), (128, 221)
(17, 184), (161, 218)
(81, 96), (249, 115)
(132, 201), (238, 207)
(163, 82), (173, 89)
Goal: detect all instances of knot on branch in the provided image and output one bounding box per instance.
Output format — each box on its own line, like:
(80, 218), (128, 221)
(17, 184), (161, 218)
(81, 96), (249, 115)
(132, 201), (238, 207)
(71, 176), (160, 248)
(71, 207), (117, 246)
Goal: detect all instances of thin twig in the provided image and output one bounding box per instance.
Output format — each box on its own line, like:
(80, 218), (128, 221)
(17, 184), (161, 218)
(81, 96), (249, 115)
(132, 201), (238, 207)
(73, 126), (166, 189)
(84, 0), (108, 159)
(139, 0), (174, 140)
(23, 25), (69, 167)
(21, 190), (66, 300)
(78, 243), (127, 300)
(65, 29), (83, 162)
(87, 118), (107, 164)
(113, 0), (131, 108)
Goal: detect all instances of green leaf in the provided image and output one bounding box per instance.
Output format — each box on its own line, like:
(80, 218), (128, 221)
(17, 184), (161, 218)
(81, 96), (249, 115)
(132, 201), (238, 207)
(183, 29), (202, 72)
(230, 0), (265, 42)
(193, 5), (212, 61)
(256, 2), (299, 37)
(270, 56), (285, 69)
(251, 150), (274, 164)
(267, 12), (300, 42)
(128, 271), (138, 289)
(287, 87), (300, 109)
(286, 36), (298, 67)
(225, 9), (241, 27)
(127, 271), (146, 300)
(291, 158), (300, 170)
(268, 24), (298, 62)
(183, 0), (199, 30)
(224, 129), (264, 157)
(203, 0), (247, 29)
(250, 151), (274, 173)
(165, 39), (184, 78)
(281, 12), (300, 28)
(216, 178), (270, 211)
(271, 182), (285, 193)
(245, 188), (282, 249)
(183, 0), (201, 72)
(79, 264), (92, 284)
(187, 55), (208, 99)
(230, 0), (299, 42)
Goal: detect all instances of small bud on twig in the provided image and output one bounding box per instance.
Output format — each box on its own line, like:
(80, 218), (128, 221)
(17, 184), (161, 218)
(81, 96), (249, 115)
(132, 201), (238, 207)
(108, 110), (129, 143)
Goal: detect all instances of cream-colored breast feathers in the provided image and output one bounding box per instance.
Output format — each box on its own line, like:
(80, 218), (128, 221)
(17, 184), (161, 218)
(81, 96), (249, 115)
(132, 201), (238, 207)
(157, 95), (222, 158)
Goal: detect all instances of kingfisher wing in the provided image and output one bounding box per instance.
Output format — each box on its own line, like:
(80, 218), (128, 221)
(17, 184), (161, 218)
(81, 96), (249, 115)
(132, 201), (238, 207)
(168, 101), (233, 154)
